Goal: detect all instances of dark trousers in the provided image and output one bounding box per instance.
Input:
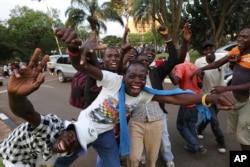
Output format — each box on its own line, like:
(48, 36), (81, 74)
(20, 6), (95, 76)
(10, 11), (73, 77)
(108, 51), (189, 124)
(197, 104), (225, 144)
(176, 106), (201, 151)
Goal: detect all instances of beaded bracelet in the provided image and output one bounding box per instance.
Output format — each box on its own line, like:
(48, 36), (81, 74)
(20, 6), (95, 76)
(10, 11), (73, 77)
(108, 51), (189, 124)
(202, 94), (212, 107)
(66, 48), (80, 57)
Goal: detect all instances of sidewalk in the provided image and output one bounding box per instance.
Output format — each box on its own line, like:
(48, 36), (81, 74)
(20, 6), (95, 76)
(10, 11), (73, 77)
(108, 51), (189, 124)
(0, 113), (15, 142)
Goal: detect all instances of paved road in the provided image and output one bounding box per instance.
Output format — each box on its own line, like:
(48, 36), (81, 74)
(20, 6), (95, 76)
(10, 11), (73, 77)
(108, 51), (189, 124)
(0, 72), (241, 167)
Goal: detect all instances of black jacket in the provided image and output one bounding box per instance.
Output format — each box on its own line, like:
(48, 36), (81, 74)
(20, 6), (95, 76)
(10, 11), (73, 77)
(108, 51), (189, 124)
(149, 41), (178, 113)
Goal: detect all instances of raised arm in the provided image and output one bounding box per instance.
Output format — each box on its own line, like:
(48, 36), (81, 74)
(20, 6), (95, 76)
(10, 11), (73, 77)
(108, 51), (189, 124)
(55, 28), (104, 81)
(7, 48), (49, 128)
(157, 25), (178, 79)
(122, 25), (130, 45)
(178, 22), (192, 64)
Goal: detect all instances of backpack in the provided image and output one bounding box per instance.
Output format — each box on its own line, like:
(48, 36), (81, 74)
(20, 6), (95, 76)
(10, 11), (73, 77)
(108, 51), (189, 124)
(69, 71), (88, 109)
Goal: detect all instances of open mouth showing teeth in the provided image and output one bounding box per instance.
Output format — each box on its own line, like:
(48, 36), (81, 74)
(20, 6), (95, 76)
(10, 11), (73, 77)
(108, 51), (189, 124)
(57, 141), (66, 151)
(111, 63), (117, 67)
(132, 85), (140, 89)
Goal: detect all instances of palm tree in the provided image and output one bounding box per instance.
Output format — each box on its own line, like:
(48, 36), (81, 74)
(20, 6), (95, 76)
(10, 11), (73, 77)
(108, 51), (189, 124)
(130, 0), (185, 45)
(65, 0), (124, 39)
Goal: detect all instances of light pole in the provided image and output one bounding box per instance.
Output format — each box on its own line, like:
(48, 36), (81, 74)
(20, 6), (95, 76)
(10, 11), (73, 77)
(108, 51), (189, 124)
(41, 0), (62, 55)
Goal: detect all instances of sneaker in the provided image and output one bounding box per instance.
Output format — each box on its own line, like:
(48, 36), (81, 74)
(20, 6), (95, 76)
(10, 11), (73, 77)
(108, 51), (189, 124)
(166, 161), (175, 167)
(197, 131), (204, 139)
(217, 143), (226, 153)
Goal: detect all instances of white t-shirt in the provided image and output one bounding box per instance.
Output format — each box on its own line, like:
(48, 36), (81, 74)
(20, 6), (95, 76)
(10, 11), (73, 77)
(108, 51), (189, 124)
(195, 56), (226, 93)
(78, 70), (154, 134)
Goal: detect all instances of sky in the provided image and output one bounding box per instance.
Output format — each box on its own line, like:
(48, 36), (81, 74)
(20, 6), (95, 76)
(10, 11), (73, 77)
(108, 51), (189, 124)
(0, 0), (124, 37)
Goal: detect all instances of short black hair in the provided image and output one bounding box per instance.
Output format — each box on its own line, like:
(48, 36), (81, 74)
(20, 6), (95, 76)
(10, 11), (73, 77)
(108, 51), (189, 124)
(103, 47), (119, 57)
(127, 60), (147, 70)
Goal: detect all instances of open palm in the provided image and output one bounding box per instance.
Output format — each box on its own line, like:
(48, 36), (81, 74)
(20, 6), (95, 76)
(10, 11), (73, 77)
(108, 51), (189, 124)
(7, 48), (49, 96)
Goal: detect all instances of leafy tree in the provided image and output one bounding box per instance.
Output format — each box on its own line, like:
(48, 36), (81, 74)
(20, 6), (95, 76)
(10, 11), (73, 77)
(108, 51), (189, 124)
(0, 6), (64, 62)
(130, 0), (186, 46)
(184, 0), (250, 49)
(65, 0), (124, 39)
(101, 35), (122, 47)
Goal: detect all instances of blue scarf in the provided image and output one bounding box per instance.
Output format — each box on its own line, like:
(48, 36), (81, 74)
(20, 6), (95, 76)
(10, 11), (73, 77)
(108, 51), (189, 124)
(118, 83), (211, 156)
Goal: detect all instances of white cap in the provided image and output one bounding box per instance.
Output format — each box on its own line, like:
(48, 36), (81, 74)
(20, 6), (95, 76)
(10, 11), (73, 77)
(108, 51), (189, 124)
(64, 118), (98, 155)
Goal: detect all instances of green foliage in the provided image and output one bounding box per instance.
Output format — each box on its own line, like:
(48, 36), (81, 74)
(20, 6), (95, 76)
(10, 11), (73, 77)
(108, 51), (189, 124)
(101, 35), (122, 47)
(0, 6), (64, 62)
(183, 0), (250, 49)
(65, 0), (124, 38)
(188, 49), (201, 63)
(155, 53), (169, 60)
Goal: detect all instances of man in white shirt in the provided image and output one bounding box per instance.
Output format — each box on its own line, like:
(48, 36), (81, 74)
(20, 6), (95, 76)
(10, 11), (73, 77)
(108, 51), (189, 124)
(194, 40), (226, 153)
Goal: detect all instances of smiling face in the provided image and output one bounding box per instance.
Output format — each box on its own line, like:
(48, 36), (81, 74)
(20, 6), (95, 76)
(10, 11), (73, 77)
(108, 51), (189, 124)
(237, 27), (250, 52)
(103, 47), (121, 72)
(137, 54), (150, 69)
(141, 45), (156, 64)
(124, 47), (138, 64)
(52, 128), (80, 153)
(203, 45), (216, 63)
(123, 62), (147, 97)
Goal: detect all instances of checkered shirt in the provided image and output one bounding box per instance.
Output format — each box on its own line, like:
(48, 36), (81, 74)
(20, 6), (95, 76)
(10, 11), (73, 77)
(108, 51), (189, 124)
(130, 101), (164, 122)
(0, 114), (65, 167)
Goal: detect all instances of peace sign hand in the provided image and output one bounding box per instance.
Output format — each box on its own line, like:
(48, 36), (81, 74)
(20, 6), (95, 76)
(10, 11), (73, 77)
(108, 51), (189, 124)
(7, 48), (49, 96)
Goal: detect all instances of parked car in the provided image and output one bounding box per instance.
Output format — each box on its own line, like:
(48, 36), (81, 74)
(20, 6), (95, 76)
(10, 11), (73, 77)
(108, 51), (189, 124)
(54, 54), (77, 82)
(47, 55), (61, 75)
(215, 42), (238, 86)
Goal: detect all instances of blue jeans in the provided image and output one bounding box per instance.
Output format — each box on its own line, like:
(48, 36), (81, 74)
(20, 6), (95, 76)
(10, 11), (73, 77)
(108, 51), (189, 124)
(96, 155), (104, 167)
(160, 113), (174, 162)
(197, 104), (225, 144)
(54, 129), (120, 167)
(176, 106), (201, 151)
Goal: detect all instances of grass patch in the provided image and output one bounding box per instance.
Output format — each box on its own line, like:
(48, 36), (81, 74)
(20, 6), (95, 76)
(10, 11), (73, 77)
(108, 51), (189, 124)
(0, 160), (4, 167)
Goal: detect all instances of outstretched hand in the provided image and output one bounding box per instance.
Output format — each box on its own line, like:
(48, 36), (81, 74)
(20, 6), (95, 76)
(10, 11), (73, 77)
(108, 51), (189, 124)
(210, 86), (228, 94)
(55, 28), (106, 69)
(213, 92), (236, 110)
(7, 48), (49, 96)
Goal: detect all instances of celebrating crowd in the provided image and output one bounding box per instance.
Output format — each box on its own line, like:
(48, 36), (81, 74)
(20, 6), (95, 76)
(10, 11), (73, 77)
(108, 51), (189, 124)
(1, 23), (250, 167)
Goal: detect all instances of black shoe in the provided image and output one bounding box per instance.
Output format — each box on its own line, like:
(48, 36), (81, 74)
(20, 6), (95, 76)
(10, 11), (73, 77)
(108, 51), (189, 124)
(184, 145), (207, 158)
(184, 145), (193, 152)
(193, 147), (207, 158)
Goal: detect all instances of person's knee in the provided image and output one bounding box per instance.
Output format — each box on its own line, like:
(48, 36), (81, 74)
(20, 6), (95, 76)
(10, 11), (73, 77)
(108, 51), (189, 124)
(129, 154), (141, 163)
(176, 124), (183, 132)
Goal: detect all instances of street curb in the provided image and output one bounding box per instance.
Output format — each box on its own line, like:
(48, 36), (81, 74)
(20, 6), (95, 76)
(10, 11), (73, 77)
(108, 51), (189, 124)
(0, 112), (16, 130)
